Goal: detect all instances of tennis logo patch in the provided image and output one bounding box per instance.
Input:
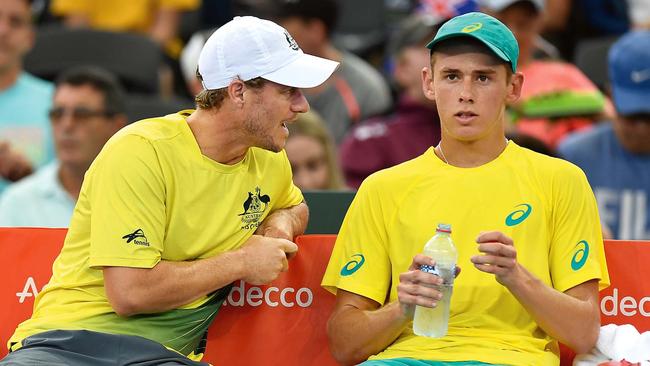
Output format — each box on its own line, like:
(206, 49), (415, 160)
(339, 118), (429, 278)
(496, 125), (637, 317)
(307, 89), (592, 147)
(122, 229), (149, 246)
(341, 254), (365, 276)
(571, 240), (590, 271)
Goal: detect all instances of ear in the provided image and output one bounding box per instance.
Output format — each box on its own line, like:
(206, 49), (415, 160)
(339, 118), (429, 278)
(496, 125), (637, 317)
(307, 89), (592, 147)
(227, 79), (246, 107)
(421, 66), (435, 101)
(505, 72), (524, 104)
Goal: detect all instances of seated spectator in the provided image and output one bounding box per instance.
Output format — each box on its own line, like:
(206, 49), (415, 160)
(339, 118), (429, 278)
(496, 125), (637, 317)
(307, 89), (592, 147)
(0, 66), (128, 227)
(338, 14), (443, 189)
(271, 0), (392, 143)
(0, 0), (55, 193)
(179, 28), (215, 97)
(49, 0), (199, 58)
(558, 31), (650, 240)
(481, 0), (607, 149)
(285, 110), (345, 191)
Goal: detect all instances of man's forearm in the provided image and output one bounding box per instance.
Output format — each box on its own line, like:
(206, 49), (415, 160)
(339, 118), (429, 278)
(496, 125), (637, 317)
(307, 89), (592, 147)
(104, 250), (245, 317)
(507, 268), (600, 353)
(328, 297), (409, 365)
(257, 202), (309, 240)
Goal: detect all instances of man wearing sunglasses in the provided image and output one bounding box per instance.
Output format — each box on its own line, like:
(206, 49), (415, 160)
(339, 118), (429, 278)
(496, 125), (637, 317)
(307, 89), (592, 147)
(0, 66), (127, 227)
(558, 31), (650, 240)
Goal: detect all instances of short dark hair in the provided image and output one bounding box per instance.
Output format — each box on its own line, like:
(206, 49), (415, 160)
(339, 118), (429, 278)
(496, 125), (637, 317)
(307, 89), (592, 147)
(272, 0), (339, 35)
(55, 66), (126, 116)
(429, 37), (513, 81)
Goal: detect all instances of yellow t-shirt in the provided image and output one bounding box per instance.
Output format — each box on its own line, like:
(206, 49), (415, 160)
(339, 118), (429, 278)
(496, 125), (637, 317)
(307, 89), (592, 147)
(322, 143), (609, 366)
(10, 111), (304, 358)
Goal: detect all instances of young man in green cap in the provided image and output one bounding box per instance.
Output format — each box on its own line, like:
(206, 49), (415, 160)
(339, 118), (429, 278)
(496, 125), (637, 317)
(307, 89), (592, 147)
(322, 12), (609, 366)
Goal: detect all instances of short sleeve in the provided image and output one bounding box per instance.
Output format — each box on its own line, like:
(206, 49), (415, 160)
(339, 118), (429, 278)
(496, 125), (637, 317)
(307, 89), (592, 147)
(549, 162), (610, 292)
(321, 175), (391, 305)
(87, 134), (166, 269)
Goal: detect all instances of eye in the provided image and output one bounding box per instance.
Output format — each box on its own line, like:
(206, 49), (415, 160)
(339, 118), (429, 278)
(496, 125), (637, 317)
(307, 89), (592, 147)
(477, 75), (489, 82)
(445, 74), (459, 81)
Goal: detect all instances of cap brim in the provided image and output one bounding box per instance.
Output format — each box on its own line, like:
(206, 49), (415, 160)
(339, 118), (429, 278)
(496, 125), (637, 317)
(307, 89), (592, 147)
(612, 84), (650, 115)
(261, 54), (340, 88)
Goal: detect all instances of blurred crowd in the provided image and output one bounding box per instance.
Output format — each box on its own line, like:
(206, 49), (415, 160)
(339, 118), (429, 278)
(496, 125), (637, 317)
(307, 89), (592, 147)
(0, 0), (648, 239)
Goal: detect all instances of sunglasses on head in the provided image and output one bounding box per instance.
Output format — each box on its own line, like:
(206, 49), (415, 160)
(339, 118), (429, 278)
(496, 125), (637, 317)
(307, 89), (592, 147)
(48, 106), (112, 121)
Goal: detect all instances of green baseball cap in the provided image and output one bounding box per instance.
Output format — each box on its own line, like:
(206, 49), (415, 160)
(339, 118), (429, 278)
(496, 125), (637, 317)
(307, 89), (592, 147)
(426, 12), (519, 72)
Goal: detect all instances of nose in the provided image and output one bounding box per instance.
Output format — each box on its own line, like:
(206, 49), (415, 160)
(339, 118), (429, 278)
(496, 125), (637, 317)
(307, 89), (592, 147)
(458, 77), (474, 104)
(291, 89), (310, 113)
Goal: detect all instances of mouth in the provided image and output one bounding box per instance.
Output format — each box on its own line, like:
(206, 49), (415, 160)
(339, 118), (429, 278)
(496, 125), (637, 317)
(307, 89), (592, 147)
(454, 111), (478, 122)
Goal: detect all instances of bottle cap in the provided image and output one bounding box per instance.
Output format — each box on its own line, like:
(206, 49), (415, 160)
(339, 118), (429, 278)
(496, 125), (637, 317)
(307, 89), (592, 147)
(436, 223), (452, 233)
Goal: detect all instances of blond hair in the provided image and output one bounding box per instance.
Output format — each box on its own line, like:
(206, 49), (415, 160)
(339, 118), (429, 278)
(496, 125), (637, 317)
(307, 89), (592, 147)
(287, 111), (346, 190)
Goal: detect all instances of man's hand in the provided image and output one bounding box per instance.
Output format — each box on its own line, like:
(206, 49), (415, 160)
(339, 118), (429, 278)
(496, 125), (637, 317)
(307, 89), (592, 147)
(239, 234), (298, 285)
(396, 255), (461, 318)
(470, 231), (520, 287)
(0, 141), (33, 182)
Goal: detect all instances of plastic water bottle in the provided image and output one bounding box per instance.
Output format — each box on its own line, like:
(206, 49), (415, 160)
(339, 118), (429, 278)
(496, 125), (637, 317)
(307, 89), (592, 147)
(413, 223), (457, 338)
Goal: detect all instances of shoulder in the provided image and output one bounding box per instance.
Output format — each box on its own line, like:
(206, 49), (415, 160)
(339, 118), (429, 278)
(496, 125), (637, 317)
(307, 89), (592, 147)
(111, 110), (192, 144)
(16, 72), (54, 97)
(361, 149), (434, 190)
(512, 144), (588, 184)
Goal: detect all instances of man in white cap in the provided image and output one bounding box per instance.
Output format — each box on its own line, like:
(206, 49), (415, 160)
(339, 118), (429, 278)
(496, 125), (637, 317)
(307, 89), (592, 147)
(0, 16), (338, 366)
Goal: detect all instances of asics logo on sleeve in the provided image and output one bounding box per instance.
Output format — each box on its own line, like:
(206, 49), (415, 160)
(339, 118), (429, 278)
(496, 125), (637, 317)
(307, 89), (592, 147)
(340, 254), (365, 276)
(505, 204), (532, 226)
(571, 240), (590, 271)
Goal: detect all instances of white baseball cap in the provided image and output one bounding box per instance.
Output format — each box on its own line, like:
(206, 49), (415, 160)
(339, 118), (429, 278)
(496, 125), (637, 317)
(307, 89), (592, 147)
(197, 16), (340, 90)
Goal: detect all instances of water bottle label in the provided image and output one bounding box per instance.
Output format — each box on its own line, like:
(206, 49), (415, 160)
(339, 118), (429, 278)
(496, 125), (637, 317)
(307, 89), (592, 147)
(419, 264), (440, 276)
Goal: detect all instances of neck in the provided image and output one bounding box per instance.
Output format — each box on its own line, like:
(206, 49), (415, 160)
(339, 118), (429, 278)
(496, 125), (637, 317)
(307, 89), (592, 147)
(0, 64), (21, 91)
(186, 108), (250, 165)
(58, 164), (86, 200)
(435, 135), (509, 168)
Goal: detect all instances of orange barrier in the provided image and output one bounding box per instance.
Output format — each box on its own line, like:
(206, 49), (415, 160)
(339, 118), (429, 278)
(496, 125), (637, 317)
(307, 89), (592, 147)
(1, 228), (649, 365)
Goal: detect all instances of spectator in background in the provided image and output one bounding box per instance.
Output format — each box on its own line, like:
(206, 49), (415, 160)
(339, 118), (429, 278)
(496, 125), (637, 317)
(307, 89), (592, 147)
(339, 14), (443, 189)
(285, 110), (345, 191)
(481, 0), (608, 150)
(558, 31), (650, 240)
(0, 0), (55, 192)
(180, 28), (215, 97)
(271, 0), (392, 144)
(0, 66), (128, 227)
(49, 0), (200, 58)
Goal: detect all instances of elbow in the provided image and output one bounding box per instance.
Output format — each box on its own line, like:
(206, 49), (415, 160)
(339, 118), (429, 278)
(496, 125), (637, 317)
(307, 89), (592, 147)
(328, 344), (368, 366)
(565, 318), (600, 355)
(326, 320), (368, 366)
(571, 324), (599, 355)
(107, 292), (140, 317)
(105, 281), (145, 317)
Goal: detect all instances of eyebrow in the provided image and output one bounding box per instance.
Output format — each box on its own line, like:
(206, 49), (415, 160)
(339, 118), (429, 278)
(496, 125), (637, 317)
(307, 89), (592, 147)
(440, 67), (498, 74)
